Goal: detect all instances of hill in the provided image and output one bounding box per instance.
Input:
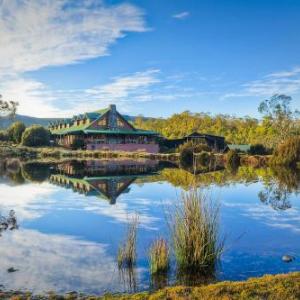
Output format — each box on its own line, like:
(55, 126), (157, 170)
(0, 114), (150, 129)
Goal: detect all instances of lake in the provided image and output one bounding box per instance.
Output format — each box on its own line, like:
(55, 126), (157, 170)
(0, 159), (299, 295)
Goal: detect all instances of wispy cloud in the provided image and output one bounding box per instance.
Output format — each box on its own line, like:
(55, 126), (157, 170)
(0, 69), (161, 117)
(0, 0), (151, 117)
(0, 0), (147, 76)
(172, 11), (190, 20)
(0, 69), (209, 117)
(222, 66), (300, 100)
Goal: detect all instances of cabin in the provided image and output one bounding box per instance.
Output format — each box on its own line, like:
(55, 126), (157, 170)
(162, 132), (227, 152)
(49, 104), (159, 153)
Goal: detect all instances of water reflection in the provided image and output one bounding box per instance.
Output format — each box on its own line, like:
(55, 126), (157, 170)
(1, 160), (300, 211)
(0, 159), (299, 294)
(259, 167), (300, 210)
(49, 160), (169, 204)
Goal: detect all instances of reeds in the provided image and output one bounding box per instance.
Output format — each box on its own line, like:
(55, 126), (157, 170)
(149, 238), (169, 275)
(117, 215), (139, 269)
(172, 189), (223, 276)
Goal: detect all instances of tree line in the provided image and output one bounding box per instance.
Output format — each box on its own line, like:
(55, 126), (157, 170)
(134, 94), (300, 149)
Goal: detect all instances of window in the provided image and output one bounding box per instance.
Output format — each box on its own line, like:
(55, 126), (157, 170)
(98, 118), (107, 126)
(117, 117), (126, 128)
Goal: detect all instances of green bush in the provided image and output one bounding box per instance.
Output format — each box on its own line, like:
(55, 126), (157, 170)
(197, 151), (211, 166)
(179, 147), (194, 168)
(7, 122), (26, 144)
(271, 136), (300, 167)
(21, 125), (50, 147)
(248, 144), (268, 155)
(178, 141), (211, 154)
(0, 130), (9, 141)
(226, 150), (240, 169)
(179, 142), (211, 168)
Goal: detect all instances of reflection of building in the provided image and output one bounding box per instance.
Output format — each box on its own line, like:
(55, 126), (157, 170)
(50, 174), (136, 204)
(49, 104), (159, 153)
(56, 159), (159, 177)
(49, 159), (160, 204)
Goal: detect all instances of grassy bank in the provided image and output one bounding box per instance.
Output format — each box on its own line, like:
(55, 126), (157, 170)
(3, 272), (300, 300)
(0, 144), (179, 161)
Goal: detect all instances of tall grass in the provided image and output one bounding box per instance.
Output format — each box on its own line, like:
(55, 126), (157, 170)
(149, 238), (169, 275)
(117, 215), (139, 269)
(172, 189), (223, 278)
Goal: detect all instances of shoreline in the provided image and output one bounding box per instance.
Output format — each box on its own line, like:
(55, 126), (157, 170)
(0, 144), (271, 167)
(2, 272), (300, 299)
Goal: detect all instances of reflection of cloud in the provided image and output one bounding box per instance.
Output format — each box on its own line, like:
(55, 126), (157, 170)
(223, 201), (300, 234)
(0, 183), (56, 220)
(0, 182), (159, 230)
(0, 229), (139, 294)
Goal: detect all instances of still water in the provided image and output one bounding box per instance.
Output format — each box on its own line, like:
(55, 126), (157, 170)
(0, 159), (299, 294)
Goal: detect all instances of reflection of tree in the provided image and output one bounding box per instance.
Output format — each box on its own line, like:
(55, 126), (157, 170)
(0, 210), (18, 236)
(176, 268), (216, 286)
(21, 163), (51, 182)
(150, 272), (168, 291)
(258, 167), (300, 210)
(118, 266), (137, 293)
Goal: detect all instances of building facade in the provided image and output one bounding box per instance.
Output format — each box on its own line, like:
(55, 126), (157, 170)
(49, 104), (159, 153)
(162, 132), (227, 152)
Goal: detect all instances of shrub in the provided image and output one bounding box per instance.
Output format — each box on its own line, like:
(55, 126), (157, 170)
(7, 122), (26, 144)
(178, 141), (211, 154)
(179, 146), (194, 168)
(248, 144), (268, 155)
(172, 190), (223, 278)
(0, 130), (9, 141)
(271, 136), (300, 167)
(226, 150), (240, 169)
(149, 239), (169, 275)
(197, 151), (211, 166)
(118, 215), (139, 269)
(21, 125), (50, 147)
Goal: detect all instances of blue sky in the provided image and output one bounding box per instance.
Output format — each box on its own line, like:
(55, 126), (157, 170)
(0, 0), (299, 118)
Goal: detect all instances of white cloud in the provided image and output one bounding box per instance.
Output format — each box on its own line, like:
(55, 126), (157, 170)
(172, 11), (190, 20)
(0, 0), (146, 75)
(0, 0), (151, 117)
(222, 66), (300, 100)
(0, 69), (161, 117)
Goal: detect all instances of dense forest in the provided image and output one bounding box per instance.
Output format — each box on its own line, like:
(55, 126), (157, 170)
(134, 94), (300, 148)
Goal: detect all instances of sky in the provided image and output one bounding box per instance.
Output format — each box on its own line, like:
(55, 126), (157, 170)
(0, 0), (300, 118)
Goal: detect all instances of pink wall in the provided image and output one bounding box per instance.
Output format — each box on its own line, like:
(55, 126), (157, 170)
(86, 143), (159, 153)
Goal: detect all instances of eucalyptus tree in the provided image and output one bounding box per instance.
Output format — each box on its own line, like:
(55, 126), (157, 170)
(258, 94), (300, 147)
(0, 94), (19, 128)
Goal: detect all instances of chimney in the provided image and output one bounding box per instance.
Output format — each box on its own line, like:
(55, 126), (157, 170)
(109, 104), (116, 112)
(108, 104), (117, 129)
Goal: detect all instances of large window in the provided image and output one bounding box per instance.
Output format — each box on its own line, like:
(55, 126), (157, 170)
(98, 118), (107, 126)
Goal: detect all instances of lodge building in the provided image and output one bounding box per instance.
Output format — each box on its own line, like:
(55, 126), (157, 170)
(49, 104), (159, 153)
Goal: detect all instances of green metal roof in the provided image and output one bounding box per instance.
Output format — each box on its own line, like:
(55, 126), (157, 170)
(83, 129), (157, 135)
(49, 106), (157, 136)
(228, 144), (251, 152)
